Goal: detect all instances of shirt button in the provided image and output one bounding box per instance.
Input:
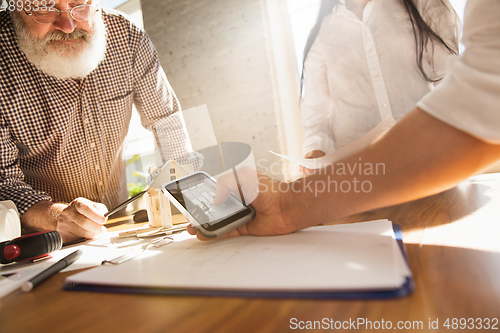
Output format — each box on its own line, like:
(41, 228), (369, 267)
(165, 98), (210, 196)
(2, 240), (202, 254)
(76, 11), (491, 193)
(383, 104), (387, 107)
(374, 74), (380, 79)
(84, 118), (90, 124)
(98, 181), (103, 186)
(90, 143), (95, 148)
(95, 165), (100, 171)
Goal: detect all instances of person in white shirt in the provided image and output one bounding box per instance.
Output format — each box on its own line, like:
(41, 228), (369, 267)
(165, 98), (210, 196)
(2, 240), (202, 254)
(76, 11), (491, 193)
(187, 0), (500, 240)
(301, 0), (461, 165)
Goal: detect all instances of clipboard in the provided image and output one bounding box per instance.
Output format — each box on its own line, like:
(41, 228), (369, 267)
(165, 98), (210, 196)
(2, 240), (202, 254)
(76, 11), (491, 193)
(64, 220), (414, 299)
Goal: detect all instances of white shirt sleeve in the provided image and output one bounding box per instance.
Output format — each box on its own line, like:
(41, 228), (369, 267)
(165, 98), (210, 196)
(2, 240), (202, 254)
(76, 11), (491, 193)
(301, 36), (335, 156)
(417, 0), (500, 144)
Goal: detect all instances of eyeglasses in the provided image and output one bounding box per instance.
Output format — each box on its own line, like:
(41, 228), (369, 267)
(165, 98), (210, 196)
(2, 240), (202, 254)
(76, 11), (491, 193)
(24, 4), (99, 24)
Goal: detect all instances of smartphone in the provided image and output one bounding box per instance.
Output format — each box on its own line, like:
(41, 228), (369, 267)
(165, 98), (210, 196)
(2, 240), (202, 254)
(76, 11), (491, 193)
(162, 171), (255, 238)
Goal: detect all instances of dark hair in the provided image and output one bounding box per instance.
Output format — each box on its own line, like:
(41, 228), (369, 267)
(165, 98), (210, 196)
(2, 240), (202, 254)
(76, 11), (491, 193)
(301, 0), (458, 93)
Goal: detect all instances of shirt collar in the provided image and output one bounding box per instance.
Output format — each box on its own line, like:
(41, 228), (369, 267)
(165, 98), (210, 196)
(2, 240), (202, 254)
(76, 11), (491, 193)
(334, 0), (374, 23)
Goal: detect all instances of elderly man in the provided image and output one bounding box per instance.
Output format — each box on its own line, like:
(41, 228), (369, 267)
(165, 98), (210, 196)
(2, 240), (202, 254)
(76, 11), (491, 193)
(0, 1), (192, 241)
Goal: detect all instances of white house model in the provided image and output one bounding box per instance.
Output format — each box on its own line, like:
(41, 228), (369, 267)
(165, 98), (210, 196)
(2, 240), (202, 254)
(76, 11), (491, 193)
(143, 161), (193, 229)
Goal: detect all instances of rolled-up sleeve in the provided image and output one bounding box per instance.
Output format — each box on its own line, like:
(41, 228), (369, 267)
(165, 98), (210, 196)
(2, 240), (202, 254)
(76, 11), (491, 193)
(417, 0), (500, 144)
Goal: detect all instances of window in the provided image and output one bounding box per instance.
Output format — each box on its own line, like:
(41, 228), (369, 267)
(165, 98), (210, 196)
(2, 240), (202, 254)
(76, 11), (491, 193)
(102, 0), (154, 188)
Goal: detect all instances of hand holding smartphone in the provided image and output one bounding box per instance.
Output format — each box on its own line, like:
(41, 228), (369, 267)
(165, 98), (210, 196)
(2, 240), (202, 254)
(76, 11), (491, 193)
(162, 171), (255, 238)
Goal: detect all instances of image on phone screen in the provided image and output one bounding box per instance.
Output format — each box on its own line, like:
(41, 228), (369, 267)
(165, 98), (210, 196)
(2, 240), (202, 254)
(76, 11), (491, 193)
(164, 173), (251, 231)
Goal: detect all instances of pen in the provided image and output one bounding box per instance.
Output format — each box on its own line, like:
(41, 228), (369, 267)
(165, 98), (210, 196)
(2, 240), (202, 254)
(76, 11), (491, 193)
(104, 189), (147, 217)
(21, 249), (83, 292)
(104, 160), (179, 217)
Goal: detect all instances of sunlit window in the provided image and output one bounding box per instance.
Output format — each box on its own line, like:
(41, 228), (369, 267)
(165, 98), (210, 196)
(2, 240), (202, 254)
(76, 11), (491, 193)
(286, 0), (320, 73)
(102, 0), (152, 192)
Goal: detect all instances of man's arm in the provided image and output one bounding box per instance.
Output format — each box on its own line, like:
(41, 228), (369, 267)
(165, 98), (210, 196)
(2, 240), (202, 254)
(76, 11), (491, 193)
(187, 108), (500, 239)
(21, 199), (108, 242)
(1, 116), (107, 242)
(283, 108), (500, 230)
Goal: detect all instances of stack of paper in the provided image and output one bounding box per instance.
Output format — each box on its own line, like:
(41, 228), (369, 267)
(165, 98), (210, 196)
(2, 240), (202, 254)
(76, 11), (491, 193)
(65, 220), (413, 298)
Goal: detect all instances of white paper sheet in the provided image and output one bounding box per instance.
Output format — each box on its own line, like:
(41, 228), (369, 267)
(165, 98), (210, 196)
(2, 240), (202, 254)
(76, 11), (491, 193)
(66, 220), (412, 293)
(0, 227), (186, 298)
(271, 116), (396, 170)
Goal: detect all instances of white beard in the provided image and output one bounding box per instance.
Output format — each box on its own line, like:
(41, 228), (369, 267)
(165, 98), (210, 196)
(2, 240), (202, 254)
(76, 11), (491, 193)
(11, 11), (107, 79)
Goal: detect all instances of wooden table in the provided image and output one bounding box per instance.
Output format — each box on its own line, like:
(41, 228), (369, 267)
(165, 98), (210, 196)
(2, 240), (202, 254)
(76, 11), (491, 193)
(1, 174), (500, 333)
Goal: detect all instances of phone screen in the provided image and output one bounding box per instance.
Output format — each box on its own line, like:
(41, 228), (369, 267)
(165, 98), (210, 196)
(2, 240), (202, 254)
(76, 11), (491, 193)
(164, 173), (251, 230)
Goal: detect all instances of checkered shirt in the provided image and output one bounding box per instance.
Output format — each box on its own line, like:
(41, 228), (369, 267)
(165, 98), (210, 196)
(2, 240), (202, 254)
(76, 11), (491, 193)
(0, 9), (192, 215)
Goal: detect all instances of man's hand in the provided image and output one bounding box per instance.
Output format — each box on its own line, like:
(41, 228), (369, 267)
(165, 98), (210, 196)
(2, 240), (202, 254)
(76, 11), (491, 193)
(21, 198), (108, 242)
(301, 150), (325, 175)
(187, 171), (299, 240)
(55, 198), (108, 241)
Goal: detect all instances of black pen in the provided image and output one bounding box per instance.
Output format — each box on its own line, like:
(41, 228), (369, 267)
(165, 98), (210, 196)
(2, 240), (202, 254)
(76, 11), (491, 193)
(104, 189), (147, 217)
(21, 249), (83, 292)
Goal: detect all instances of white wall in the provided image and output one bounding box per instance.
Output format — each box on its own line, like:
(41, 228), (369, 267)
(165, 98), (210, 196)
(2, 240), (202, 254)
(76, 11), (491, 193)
(140, 0), (283, 179)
